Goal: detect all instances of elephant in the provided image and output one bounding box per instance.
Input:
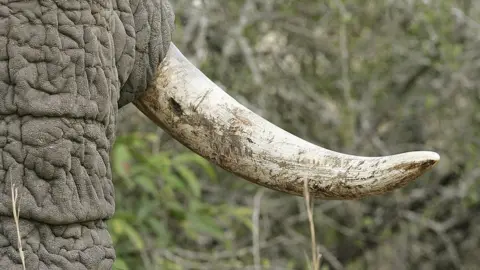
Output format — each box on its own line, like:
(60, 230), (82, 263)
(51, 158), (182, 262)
(0, 0), (439, 269)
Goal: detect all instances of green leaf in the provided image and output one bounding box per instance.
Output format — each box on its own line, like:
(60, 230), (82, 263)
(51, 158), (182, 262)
(112, 258), (129, 270)
(136, 200), (160, 222)
(173, 153), (217, 181)
(113, 211), (137, 222)
(149, 153), (172, 175)
(363, 217), (374, 226)
(144, 132), (160, 144)
(162, 173), (187, 192)
(135, 175), (157, 195)
(110, 218), (125, 235)
(123, 224), (144, 251)
(110, 218), (144, 251)
(165, 200), (186, 218)
(174, 164), (201, 198)
(184, 212), (224, 241)
(112, 144), (132, 181)
(147, 219), (170, 247)
(231, 207), (254, 229)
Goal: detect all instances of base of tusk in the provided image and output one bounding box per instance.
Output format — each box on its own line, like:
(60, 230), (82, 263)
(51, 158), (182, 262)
(134, 43), (440, 200)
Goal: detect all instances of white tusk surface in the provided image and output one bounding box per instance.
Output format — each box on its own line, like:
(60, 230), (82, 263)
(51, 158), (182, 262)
(134, 43), (440, 199)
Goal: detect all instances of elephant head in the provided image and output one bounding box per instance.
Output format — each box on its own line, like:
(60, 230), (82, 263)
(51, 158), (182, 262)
(0, 0), (439, 269)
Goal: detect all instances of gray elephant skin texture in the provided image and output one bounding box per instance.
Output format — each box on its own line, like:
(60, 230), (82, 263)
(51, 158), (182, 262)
(0, 0), (174, 269)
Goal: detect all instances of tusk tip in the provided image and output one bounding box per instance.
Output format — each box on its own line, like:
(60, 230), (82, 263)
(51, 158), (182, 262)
(416, 151), (440, 162)
(304, 151), (441, 200)
(379, 150), (440, 193)
(400, 151), (440, 168)
(390, 150), (440, 179)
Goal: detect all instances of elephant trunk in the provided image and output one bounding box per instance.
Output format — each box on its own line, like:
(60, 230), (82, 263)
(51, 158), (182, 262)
(0, 1), (121, 268)
(134, 43), (440, 200)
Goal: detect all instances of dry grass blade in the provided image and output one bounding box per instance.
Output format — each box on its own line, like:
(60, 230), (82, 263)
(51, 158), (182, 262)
(304, 180), (322, 270)
(252, 189), (264, 270)
(11, 184), (26, 270)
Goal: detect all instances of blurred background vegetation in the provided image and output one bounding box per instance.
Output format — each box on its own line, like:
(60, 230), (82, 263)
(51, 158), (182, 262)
(111, 0), (479, 269)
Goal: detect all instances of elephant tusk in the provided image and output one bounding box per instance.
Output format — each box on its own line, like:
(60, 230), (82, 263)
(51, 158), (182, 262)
(134, 43), (440, 199)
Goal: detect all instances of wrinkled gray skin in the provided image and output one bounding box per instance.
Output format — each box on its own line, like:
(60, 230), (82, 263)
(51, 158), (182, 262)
(0, 0), (174, 268)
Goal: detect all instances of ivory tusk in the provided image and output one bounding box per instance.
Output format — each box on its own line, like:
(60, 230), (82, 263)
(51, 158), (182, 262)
(134, 43), (440, 199)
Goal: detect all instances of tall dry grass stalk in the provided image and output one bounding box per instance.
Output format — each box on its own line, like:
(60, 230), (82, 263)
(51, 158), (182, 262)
(11, 184), (26, 270)
(304, 180), (322, 270)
